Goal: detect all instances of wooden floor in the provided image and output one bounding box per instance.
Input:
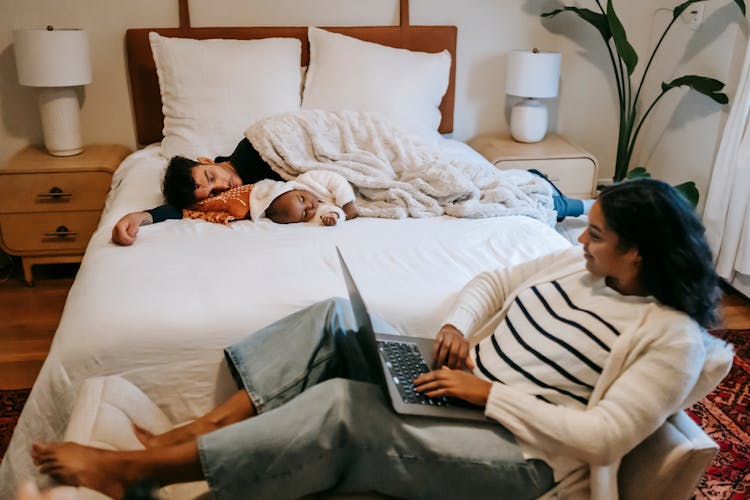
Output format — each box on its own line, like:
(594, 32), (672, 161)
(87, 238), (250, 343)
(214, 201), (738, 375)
(0, 261), (77, 390)
(721, 287), (750, 330)
(1, 260), (750, 390)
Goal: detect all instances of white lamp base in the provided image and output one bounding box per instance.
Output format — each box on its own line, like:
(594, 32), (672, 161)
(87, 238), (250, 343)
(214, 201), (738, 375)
(510, 98), (548, 143)
(38, 87), (83, 156)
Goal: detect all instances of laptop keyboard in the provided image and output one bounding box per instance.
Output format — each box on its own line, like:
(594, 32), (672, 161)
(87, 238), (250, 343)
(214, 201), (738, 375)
(378, 340), (450, 407)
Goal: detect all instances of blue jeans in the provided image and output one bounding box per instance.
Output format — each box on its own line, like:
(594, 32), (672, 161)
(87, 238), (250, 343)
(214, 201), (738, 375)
(527, 168), (584, 221)
(198, 298), (554, 500)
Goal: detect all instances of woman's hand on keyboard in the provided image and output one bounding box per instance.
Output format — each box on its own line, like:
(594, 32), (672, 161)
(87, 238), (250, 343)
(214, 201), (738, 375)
(432, 324), (470, 369)
(413, 366), (491, 407)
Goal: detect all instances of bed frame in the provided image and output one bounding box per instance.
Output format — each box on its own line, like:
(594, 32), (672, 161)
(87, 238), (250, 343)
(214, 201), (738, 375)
(125, 0), (457, 147)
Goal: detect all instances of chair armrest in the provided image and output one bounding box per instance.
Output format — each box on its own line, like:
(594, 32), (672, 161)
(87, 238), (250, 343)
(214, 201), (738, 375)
(619, 411), (717, 500)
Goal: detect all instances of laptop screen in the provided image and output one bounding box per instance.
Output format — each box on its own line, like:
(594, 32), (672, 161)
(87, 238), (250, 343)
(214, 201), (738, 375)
(336, 247), (391, 394)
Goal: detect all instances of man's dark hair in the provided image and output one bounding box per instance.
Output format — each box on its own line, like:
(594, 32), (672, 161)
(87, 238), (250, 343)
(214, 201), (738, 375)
(598, 179), (720, 328)
(163, 156), (199, 208)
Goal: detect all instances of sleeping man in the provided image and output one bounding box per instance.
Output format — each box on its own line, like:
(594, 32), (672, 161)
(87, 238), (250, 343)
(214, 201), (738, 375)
(111, 110), (593, 245)
(111, 138), (280, 245)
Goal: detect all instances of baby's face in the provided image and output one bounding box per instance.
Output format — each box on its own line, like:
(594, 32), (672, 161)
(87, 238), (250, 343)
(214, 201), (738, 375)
(267, 189), (319, 223)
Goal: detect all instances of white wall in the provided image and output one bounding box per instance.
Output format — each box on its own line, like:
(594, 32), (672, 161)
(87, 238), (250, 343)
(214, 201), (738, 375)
(624, 0), (746, 211)
(0, 0), (746, 209)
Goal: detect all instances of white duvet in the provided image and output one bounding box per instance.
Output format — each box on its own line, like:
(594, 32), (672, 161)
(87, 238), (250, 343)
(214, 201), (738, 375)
(247, 110), (556, 222)
(0, 141), (572, 496)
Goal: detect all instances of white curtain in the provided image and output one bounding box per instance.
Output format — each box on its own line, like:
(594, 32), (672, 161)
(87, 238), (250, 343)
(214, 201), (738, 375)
(703, 29), (750, 283)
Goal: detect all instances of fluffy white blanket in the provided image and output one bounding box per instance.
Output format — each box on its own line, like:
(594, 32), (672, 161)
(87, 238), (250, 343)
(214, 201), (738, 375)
(245, 110), (556, 224)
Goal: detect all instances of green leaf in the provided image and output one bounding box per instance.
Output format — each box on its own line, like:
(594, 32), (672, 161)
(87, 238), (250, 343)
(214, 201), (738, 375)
(674, 181), (699, 208)
(626, 167), (652, 179)
(542, 7), (612, 41)
(673, 0), (705, 19)
(662, 75), (729, 104)
(735, 0), (746, 16)
(607, 0), (638, 75)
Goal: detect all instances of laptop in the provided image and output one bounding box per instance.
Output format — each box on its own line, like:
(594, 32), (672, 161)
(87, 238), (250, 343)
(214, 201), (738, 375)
(336, 247), (486, 421)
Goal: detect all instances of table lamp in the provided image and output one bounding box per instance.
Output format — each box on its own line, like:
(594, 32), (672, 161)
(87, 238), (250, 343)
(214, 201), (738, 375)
(505, 49), (561, 143)
(13, 27), (92, 156)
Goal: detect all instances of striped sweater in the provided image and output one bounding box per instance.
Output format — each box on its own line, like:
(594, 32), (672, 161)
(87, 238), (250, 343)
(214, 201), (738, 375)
(443, 246), (732, 500)
(473, 273), (649, 409)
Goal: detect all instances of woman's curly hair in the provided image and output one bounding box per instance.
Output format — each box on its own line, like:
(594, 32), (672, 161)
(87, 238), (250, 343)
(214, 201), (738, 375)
(598, 179), (720, 328)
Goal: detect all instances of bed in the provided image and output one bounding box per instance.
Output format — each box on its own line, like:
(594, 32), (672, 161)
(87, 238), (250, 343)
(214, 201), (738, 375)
(0, 1), (718, 498)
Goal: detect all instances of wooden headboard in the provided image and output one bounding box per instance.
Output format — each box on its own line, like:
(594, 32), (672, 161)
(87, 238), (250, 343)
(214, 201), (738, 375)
(125, 0), (457, 147)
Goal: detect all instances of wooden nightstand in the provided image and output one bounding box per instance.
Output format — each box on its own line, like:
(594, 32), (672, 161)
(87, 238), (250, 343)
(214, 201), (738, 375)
(0, 144), (131, 285)
(468, 134), (599, 199)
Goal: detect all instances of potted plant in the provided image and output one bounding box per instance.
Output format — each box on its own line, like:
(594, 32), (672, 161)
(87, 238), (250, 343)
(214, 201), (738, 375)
(541, 0), (746, 206)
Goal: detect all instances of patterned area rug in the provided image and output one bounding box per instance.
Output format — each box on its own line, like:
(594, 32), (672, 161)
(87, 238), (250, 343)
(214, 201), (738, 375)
(0, 331), (748, 497)
(688, 329), (750, 499)
(0, 388), (31, 462)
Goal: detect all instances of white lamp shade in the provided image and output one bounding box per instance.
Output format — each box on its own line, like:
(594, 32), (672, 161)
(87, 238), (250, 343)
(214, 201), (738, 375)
(13, 28), (91, 87)
(505, 49), (561, 98)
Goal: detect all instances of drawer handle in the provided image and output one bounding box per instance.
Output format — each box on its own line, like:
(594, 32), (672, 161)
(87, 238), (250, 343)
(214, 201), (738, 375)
(37, 187), (72, 199)
(44, 225), (77, 237)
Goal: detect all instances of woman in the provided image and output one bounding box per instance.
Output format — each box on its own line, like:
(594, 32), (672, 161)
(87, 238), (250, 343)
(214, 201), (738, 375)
(33, 179), (728, 499)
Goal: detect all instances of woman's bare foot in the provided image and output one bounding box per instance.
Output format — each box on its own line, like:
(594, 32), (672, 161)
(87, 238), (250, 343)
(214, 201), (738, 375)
(132, 424), (159, 448)
(31, 442), (135, 499)
(134, 390), (255, 449)
(133, 421), (218, 449)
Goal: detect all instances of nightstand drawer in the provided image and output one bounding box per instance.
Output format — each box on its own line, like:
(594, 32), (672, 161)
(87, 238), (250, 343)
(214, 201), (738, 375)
(0, 171), (112, 213)
(0, 212), (101, 253)
(469, 134), (599, 199)
(0, 144), (130, 284)
(494, 157), (597, 199)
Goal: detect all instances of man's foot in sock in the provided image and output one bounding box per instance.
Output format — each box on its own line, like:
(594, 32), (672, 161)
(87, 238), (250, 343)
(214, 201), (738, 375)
(528, 169), (568, 222)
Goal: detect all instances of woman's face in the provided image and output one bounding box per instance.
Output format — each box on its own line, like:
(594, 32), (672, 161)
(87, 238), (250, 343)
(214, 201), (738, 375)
(578, 201), (642, 293)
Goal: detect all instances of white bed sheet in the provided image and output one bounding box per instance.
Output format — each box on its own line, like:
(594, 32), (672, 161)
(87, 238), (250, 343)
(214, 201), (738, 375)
(0, 140), (572, 495)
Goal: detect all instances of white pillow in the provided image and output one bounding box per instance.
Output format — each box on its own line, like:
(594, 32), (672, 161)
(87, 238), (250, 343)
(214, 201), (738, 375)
(149, 32), (302, 159)
(302, 27), (451, 143)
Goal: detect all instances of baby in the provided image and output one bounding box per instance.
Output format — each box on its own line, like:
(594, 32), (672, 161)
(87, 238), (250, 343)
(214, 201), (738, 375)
(250, 170), (358, 226)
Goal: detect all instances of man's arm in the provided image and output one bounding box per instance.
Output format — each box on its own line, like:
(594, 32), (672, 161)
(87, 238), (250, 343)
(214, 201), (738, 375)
(112, 211), (153, 246)
(147, 204), (183, 223)
(111, 204), (184, 246)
